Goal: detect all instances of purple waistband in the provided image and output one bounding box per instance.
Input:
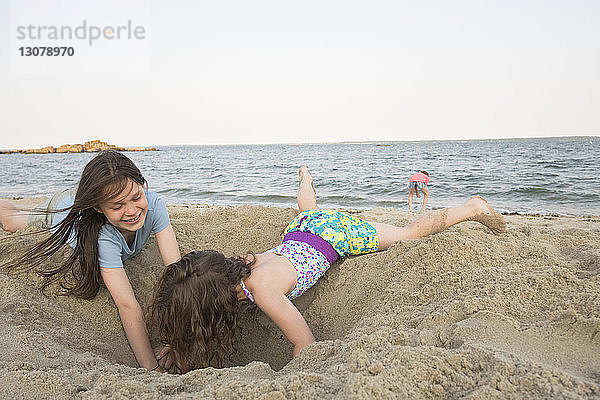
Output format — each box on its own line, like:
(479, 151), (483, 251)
(283, 231), (339, 264)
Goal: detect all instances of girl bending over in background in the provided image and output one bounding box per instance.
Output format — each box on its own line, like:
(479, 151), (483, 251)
(408, 170), (430, 211)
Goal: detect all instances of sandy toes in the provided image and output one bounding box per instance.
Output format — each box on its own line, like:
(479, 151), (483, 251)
(467, 196), (506, 235)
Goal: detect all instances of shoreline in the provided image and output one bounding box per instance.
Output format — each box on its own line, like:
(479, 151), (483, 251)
(5, 196), (600, 220)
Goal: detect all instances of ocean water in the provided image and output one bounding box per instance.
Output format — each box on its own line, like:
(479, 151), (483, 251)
(1, 137), (599, 216)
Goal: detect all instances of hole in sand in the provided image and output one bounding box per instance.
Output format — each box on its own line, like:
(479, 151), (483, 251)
(219, 261), (362, 371)
(217, 290), (322, 370)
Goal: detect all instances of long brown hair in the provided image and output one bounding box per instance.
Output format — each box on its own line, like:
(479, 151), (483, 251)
(149, 250), (253, 373)
(2, 150), (146, 299)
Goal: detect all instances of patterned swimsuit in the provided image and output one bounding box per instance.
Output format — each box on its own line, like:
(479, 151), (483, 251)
(240, 210), (380, 302)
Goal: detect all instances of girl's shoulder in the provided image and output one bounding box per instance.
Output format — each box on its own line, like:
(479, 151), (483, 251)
(245, 253), (297, 295)
(144, 191), (171, 231)
(145, 190), (161, 201)
(145, 191), (166, 210)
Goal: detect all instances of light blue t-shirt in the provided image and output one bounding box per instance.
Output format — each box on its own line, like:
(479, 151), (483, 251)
(53, 191), (170, 269)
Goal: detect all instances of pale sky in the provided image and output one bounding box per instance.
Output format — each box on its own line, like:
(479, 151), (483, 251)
(1, 0), (599, 149)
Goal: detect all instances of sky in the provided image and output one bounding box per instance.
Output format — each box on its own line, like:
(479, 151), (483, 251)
(1, 0), (599, 149)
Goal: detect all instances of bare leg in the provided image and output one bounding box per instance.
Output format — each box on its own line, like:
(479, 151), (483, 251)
(421, 186), (429, 211)
(297, 166), (317, 212)
(0, 200), (28, 233)
(408, 188), (414, 211)
(371, 196), (506, 250)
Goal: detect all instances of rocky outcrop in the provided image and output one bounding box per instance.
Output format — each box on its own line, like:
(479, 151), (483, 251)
(21, 146), (55, 154)
(55, 144), (85, 153)
(1, 140), (157, 154)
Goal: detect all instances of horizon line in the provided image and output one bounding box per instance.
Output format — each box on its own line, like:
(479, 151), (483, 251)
(2, 134), (599, 151)
(152, 134), (600, 147)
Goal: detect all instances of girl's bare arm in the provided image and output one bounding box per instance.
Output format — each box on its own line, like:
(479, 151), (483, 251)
(253, 288), (315, 357)
(101, 267), (158, 370)
(155, 223), (181, 266)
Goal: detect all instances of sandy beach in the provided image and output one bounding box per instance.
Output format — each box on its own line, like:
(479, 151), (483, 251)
(0, 199), (599, 399)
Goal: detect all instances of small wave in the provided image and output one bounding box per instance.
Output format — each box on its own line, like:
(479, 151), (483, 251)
(507, 187), (554, 195)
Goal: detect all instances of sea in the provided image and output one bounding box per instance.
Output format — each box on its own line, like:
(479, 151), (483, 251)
(1, 137), (599, 216)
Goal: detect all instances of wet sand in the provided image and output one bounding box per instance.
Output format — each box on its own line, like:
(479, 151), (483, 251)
(0, 200), (599, 399)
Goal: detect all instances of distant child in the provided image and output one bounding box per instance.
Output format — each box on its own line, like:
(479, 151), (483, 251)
(408, 170), (430, 211)
(0, 150), (181, 372)
(149, 166), (505, 373)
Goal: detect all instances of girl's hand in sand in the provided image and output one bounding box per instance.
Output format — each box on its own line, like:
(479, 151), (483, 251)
(155, 345), (173, 370)
(154, 344), (184, 373)
(151, 364), (165, 373)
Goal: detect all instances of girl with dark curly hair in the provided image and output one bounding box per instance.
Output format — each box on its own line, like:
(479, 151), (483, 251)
(150, 166), (505, 373)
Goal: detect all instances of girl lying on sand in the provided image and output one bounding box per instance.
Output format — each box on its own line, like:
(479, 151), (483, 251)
(150, 166), (505, 373)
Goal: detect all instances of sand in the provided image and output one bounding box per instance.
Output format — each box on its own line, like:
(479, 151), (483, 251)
(0, 199), (599, 399)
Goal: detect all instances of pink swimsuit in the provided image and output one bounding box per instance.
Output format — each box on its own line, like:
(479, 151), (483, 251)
(240, 240), (331, 302)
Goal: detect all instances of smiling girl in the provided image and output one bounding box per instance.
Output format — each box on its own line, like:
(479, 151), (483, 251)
(0, 150), (181, 371)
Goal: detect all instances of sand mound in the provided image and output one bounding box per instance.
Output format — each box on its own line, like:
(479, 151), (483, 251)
(0, 202), (599, 399)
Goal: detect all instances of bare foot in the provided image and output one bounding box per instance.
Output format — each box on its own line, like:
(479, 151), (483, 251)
(466, 196), (506, 235)
(299, 166), (316, 195)
(0, 200), (23, 232)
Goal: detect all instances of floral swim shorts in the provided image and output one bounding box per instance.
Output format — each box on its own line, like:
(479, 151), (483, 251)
(282, 209), (379, 257)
